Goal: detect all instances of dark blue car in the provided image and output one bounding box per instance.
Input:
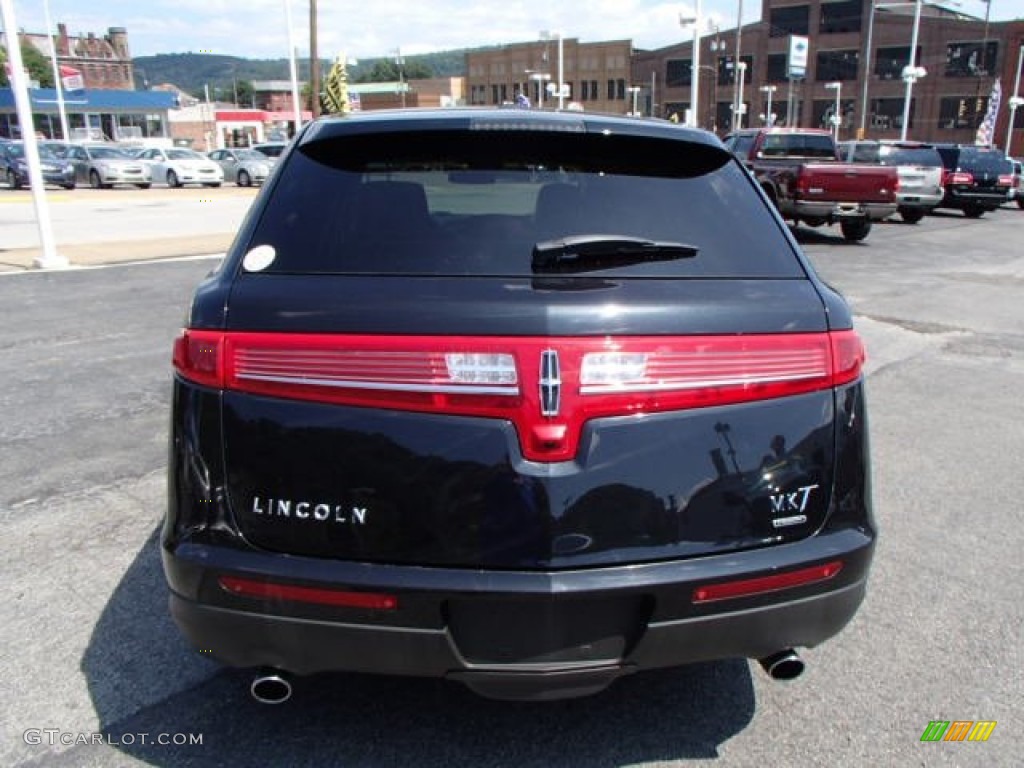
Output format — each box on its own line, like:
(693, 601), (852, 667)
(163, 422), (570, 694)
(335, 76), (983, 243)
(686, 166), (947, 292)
(1, 141), (76, 190)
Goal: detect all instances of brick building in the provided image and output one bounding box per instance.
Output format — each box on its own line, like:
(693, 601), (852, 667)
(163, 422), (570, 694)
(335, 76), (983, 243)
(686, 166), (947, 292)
(22, 24), (134, 90)
(633, 0), (1023, 149)
(466, 39), (633, 113)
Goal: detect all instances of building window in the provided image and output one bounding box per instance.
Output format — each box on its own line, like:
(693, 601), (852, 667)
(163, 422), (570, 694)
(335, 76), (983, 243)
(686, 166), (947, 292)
(491, 85), (499, 104)
(717, 56), (754, 87)
(875, 46), (921, 80)
(816, 49), (859, 81)
(664, 101), (688, 121)
(616, 79), (626, 100)
(812, 98), (854, 132)
(869, 97), (914, 131)
(945, 41), (999, 78)
(608, 79), (615, 100)
(766, 54), (789, 83)
(769, 5), (809, 37)
(819, 0), (863, 35)
(938, 96), (988, 130)
(666, 59), (693, 87)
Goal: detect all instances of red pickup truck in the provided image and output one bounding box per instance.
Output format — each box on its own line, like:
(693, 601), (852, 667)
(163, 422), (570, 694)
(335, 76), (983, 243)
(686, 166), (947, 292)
(723, 128), (899, 242)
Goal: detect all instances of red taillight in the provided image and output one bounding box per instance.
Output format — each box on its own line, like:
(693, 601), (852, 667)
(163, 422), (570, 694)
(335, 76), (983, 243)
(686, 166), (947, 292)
(174, 330), (864, 462)
(692, 561), (843, 603)
(219, 576), (398, 610)
(950, 171), (973, 185)
(829, 329), (866, 386)
(794, 170), (811, 195)
(997, 174), (1013, 187)
(172, 329), (224, 389)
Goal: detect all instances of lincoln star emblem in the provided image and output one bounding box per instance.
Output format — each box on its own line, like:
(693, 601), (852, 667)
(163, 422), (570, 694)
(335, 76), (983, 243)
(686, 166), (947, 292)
(539, 349), (561, 417)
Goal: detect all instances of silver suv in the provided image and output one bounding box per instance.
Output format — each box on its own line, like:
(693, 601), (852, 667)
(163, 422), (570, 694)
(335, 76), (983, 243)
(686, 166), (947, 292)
(839, 140), (944, 224)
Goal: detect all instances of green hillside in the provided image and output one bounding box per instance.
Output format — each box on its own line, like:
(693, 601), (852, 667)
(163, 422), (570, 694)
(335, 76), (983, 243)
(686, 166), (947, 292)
(132, 50), (467, 101)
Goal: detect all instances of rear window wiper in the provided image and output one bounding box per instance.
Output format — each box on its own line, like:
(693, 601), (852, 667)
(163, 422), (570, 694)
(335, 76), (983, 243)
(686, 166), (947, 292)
(531, 235), (698, 274)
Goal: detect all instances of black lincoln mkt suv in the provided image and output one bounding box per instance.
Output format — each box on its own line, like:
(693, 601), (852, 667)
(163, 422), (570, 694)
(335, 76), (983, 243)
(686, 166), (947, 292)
(165, 109), (876, 702)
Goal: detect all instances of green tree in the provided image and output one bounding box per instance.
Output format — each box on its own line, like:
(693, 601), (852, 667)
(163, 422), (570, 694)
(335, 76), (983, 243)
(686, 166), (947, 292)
(236, 79), (255, 108)
(354, 58), (432, 84)
(0, 41), (55, 87)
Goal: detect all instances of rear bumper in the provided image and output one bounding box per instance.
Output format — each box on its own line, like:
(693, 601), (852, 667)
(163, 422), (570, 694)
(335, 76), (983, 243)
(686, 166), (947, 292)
(896, 191), (942, 209)
(164, 525), (874, 699)
(792, 200), (896, 222)
(940, 188), (1008, 210)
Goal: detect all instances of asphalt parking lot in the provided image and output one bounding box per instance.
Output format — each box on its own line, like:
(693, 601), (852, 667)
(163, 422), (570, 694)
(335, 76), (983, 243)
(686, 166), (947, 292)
(1, 203), (1021, 767)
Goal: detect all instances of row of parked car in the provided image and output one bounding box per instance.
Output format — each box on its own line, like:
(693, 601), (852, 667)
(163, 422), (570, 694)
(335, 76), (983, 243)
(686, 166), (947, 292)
(0, 139), (287, 191)
(722, 127), (1021, 243)
(837, 139), (1023, 219)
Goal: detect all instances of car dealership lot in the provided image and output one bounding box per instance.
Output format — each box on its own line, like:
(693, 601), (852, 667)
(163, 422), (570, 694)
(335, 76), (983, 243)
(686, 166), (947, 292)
(1, 207), (1021, 766)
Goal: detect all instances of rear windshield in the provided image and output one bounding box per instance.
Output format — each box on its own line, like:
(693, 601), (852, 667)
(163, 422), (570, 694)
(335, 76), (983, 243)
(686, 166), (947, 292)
(243, 130), (803, 278)
(879, 146), (943, 167)
(955, 148), (1012, 174)
(937, 146), (1012, 173)
(760, 133), (837, 159)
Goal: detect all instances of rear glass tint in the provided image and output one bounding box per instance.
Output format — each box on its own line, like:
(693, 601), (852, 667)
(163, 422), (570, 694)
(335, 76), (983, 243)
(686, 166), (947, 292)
(243, 130), (803, 278)
(879, 147), (943, 166)
(760, 133), (837, 159)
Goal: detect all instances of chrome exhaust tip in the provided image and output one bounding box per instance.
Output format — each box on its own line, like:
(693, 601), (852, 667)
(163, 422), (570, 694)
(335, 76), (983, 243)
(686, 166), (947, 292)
(758, 649), (805, 681)
(250, 670), (293, 704)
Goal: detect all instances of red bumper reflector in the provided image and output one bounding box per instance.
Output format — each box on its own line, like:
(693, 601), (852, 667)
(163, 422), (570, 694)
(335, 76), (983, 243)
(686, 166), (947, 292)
(219, 576), (398, 610)
(692, 561), (843, 604)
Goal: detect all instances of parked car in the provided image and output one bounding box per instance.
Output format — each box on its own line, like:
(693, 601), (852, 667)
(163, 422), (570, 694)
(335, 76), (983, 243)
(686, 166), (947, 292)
(251, 141), (288, 160)
(1009, 157), (1023, 209)
(208, 148), (274, 187)
(166, 109), (876, 703)
(931, 144), (1014, 217)
(65, 144), (151, 189)
(838, 140), (944, 224)
(1, 141), (76, 190)
(136, 147), (224, 188)
(724, 128), (898, 241)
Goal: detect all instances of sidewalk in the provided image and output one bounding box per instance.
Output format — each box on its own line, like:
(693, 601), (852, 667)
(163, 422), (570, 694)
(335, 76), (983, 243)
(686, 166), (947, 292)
(0, 233), (235, 272)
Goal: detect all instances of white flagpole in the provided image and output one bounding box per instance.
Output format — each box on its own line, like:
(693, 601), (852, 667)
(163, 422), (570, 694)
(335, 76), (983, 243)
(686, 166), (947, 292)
(42, 0), (70, 141)
(1, 0), (66, 268)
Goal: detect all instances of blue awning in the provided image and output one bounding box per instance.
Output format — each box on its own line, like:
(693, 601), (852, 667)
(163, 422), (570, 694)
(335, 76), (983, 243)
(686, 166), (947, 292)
(0, 88), (178, 111)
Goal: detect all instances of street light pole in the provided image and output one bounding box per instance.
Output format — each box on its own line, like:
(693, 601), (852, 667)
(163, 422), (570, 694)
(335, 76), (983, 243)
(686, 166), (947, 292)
(540, 31), (564, 110)
(680, 2), (701, 128)
(825, 81), (842, 140)
(859, 0), (877, 137)
(735, 61), (747, 129)
(627, 86), (641, 116)
(899, 0), (924, 141)
(761, 85), (777, 126)
(283, 0), (303, 134)
(310, 0), (320, 117)
(733, 0), (744, 126)
(1007, 44), (1024, 155)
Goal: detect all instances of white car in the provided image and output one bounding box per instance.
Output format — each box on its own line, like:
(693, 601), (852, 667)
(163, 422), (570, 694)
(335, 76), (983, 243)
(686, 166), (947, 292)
(136, 147), (224, 188)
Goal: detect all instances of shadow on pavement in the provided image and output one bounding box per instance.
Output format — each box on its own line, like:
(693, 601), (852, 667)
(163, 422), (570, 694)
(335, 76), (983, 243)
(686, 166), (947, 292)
(789, 225), (868, 246)
(83, 528), (756, 767)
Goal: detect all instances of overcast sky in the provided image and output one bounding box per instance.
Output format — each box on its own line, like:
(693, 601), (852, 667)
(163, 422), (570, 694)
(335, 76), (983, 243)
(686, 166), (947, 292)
(4, 0), (1020, 61)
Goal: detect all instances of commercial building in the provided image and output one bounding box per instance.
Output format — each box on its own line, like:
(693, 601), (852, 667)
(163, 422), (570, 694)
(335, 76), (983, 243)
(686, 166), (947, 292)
(21, 24), (135, 90)
(466, 39), (634, 113)
(0, 88), (177, 142)
(633, 0), (1024, 148)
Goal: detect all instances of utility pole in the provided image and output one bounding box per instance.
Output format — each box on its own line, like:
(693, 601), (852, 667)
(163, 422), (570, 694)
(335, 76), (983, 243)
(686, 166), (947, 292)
(310, 0), (320, 117)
